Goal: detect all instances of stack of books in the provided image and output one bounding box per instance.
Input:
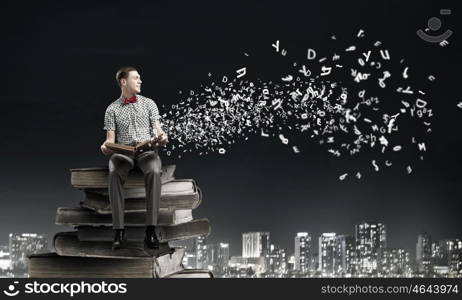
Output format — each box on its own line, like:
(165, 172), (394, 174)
(28, 165), (213, 278)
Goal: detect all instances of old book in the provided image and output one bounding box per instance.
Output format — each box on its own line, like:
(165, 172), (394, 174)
(70, 164), (176, 188)
(105, 137), (161, 157)
(53, 232), (182, 261)
(81, 179), (202, 214)
(167, 269), (214, 278)
(55, 207), (193, 227)
(86, 187), (147, 199)
(28, 251), (184, 278)
(77, 218), (211, 242)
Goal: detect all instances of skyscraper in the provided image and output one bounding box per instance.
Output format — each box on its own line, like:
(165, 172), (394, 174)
(294, 232), (311, 274)
(416, 232), (432, 274)
(9, 233), (48, 277)
(217, 243), (230, 276)
(378, 248), (411, 277)
(203, 242), (230, 276)
(205, 243), (218, 271)
(449, 240), (462, 276)
(355, 222), (387, 274)
(438, 239), (462, 276)
(431, 241), (445, 266)
(0, 246), (11, 278)
(242, 232), (270, 258)
(267, 244), (287, 276)
(336, 235), (356, 276)
(319, 233), (338, 276)
(196, 235), (207, 269)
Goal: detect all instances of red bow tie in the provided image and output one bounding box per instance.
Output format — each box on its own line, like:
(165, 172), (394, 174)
(123, 96), (137, 104)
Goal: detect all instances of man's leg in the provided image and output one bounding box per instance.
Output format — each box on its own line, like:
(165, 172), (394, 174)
(109, 153), (135, 229)
(136, 150), (162, 226)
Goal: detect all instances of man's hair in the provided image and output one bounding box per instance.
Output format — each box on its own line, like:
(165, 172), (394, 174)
(115, 66), (137, 87)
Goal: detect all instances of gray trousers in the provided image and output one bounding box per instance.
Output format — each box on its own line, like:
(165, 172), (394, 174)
(108, 150), (162, 229)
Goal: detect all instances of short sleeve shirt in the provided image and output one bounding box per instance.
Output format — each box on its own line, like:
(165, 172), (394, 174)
(104, 95), (161, 146)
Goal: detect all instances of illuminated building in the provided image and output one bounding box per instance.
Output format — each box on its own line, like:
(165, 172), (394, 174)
(355, 222), (386, 274)
(294, 232), (311, 274)
(242, 232), (270, 258)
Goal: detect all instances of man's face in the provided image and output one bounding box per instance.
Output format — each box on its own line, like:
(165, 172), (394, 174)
(122, 70), (142, 94)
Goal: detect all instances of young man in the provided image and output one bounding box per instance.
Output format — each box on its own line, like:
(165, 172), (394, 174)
(100, 66), (169, 250)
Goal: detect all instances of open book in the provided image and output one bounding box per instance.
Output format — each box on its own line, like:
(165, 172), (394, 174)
(105, 137), (161, 157)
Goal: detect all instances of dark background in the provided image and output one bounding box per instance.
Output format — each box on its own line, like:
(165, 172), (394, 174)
(0, 0), (460, 257)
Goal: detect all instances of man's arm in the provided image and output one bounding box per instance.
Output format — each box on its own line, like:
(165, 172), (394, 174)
(147, 99), (168, 145)
(154, 120), (169, 145)
(154, 120), (165, 136)
(101, 130), (116, 155)
(102, 105), (116, 155)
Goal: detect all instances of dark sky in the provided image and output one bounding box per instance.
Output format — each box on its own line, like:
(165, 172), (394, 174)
(0, 0), (461, 257)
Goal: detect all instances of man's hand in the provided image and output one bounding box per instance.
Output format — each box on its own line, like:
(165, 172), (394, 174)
(101, 131), (115, 155)
(100, 142), (114, 155)
(157, 132), (169, 146)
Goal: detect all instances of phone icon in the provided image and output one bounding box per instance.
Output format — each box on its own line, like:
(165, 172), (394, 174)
(417, 9), (453, 43)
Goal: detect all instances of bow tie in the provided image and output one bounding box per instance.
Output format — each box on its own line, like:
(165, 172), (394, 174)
(123, 96), (137, 104)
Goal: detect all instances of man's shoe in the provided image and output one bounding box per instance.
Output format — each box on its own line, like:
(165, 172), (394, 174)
(144, 226), (160, 250)
(112, 229), (125, 250)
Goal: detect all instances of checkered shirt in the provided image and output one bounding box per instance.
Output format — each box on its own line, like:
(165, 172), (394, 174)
(103, 94), (161, 146)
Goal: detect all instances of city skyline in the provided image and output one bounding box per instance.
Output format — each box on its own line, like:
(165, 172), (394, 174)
(189, 225), (461, 277)
(2, 218), (460, 258)
(2, 221), (461, 278)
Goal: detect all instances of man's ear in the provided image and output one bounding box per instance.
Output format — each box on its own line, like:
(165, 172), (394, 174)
(120, 78), (127, 86)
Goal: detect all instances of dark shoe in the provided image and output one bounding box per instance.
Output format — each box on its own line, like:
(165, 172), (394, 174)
(144, 226), (160, 250)
(112, 229), (125, 250)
